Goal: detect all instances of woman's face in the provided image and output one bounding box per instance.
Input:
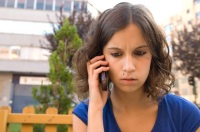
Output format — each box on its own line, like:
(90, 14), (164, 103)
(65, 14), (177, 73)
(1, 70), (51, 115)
(103, 23), (152, 93)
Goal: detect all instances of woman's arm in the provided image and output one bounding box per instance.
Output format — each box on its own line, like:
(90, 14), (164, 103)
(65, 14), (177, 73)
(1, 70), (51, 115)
(87, 105), (104, 132)
(86, 55), (109, 132)
(73, 55), (109, 132)
(73, 114), (87, 132)
(73, 109), (104, 132)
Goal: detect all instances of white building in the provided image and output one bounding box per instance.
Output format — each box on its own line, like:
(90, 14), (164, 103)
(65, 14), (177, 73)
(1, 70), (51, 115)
(0, 0), (88, 112)
(161, 0), (200, 104)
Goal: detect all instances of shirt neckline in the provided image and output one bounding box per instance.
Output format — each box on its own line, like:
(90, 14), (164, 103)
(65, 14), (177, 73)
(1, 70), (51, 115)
(107, 97), (163, 131)
(107, 98), (121, 131)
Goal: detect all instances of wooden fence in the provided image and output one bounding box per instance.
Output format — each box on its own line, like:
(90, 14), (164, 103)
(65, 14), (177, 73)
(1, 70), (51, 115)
(0, 106), (73, 132)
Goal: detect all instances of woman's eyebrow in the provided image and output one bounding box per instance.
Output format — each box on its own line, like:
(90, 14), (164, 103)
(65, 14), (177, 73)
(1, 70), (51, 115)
(107, 47), (121, 50)
(107, 45), (148, 50)
(135, 45), (148, 49)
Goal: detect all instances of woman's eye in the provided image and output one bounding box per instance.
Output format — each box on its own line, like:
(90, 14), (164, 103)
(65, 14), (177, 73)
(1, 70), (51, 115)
(134, 51), (146, 56)
(111, 53), (122, 57)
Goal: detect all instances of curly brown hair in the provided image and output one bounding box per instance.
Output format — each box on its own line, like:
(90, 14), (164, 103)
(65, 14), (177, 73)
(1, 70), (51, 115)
(72, 2), (175, 101)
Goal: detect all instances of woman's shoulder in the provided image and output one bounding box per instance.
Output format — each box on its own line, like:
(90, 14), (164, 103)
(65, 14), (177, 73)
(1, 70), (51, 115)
(74, 98), (89, 110)
(163, 93), (199, 110)
(161, 93), (200, 113)
(72, 98), (89, 125)
(162, 94), (200, 126)
(73, 98), (90, 113)
(72, 98), (112, 125)
(155, 94), (200, 131)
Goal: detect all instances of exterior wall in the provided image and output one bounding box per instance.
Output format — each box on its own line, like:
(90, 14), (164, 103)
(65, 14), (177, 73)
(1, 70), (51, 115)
(0, 73), (12, 106)
(0, 33), (48, 47)
(0, 7), (69, 23)
(0, 59), (49, 74)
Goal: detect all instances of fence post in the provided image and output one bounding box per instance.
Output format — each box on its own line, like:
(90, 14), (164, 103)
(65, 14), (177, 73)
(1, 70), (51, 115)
(0, 109), (8, 132)
(45, 107), (58, 132)
(0, 106), (11, 132)
(68, 108), (73, 132)
(21, 106), (35, 132)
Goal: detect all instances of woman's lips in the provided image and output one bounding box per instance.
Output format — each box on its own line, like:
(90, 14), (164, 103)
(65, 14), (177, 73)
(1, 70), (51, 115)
(120, 78), (137, 85)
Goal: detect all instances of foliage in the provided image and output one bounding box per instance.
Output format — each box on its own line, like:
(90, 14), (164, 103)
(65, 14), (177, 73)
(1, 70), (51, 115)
(42, 2), (93, 53)
(171, 23), (200, 78)
(9, 123), (21, 132)
(68, 9), (93, 40)
(32, 2), (92, 132)
(32, 19), (82, 115)
(33, 124), (67, 132)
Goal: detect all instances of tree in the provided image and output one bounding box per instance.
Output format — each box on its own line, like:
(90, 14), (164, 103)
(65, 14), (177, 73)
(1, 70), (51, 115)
(32, 3), (93, 131)
(171, 23), (200, 104)
(42, 1), (93, 53)
(171, 23), (200, 78)
(32, 2), (93, 113)
(32, 19), (82, 114)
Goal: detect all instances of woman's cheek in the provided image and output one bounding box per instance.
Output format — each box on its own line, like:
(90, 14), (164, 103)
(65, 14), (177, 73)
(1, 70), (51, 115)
(108, 62), (120, 81)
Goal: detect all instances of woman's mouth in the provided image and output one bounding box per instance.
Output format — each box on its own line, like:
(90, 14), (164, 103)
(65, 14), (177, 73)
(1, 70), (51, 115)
(120, 78), (137, 85)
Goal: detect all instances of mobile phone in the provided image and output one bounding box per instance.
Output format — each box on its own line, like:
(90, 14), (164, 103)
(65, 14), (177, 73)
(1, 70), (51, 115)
(100, 71), (108, 91)
(99, 52), (108, 91)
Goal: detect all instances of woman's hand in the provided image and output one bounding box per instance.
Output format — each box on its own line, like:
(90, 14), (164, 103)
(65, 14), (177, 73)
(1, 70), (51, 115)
(87, 55), (110, 110)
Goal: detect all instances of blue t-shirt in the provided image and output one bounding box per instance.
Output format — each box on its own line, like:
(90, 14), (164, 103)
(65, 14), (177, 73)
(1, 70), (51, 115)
(73, 94), (200, 132)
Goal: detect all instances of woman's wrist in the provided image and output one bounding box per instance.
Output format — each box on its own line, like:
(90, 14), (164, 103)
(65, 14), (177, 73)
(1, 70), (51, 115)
(88, 106), (104, 132)
(88, 103), (104, 112)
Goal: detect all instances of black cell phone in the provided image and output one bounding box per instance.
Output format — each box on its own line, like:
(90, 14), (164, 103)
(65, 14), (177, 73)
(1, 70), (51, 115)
(100, 71), (108, 91)
(99, 51), (108, 91)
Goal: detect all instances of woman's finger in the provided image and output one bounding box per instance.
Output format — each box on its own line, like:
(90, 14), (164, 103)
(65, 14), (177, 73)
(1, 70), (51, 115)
(90, 60), (108, 71)
(92, 66), (109, 80)
(89, 55), (104, 64)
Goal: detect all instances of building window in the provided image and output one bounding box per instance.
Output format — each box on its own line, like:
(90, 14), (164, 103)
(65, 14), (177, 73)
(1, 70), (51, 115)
(0, 0), (6, 7)
(0, 47), (9, 59)
(188, 20), (192, 24)
(17, 0), (25, 8)
(7, 0), (15, 8)
(55, 0), (62, 11)
(169, 44), (173, 56)
(74, 1), (81, 12)
(186, 9), (190, 14)
(0, 45), (50, 61)
(174, 80), (179, 88)
(164, 24), (173, 35)
(26, 0), (34, 9)
(194, 0), (200, 4)
(166, 35), (172, 43)
(181, 78), (187, 83)
(81, 1), (87, 13)
(10, 46), (21, 59)
(45, 0), (53, 10)
(196, 11), (200, 19)
(36, 0), (44, 10)
(64, 1), (71, 12)
(0, 46), (21, 59)
(21, 47), (50, 61)
(181, 88), (188, 95)
(73, 1), (87, 13)
(19, 76), (51, 85)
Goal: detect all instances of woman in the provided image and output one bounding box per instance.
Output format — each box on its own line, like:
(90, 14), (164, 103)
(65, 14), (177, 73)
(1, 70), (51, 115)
(72, 2), (200, 132)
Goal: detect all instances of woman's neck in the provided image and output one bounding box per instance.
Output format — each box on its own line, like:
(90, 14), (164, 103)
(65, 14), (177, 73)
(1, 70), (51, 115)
(110, 87), (153, 112)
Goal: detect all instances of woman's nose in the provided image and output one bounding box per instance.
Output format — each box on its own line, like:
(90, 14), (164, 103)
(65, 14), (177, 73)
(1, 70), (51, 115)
(122, 56), (135, 72)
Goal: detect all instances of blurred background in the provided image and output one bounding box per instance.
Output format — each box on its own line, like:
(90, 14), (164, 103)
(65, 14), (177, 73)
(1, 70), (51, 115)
(0, 0), (199, 113)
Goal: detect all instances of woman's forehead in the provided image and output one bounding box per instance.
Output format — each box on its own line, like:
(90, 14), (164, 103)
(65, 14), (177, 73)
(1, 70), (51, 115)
(105, 24), (146, 45)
